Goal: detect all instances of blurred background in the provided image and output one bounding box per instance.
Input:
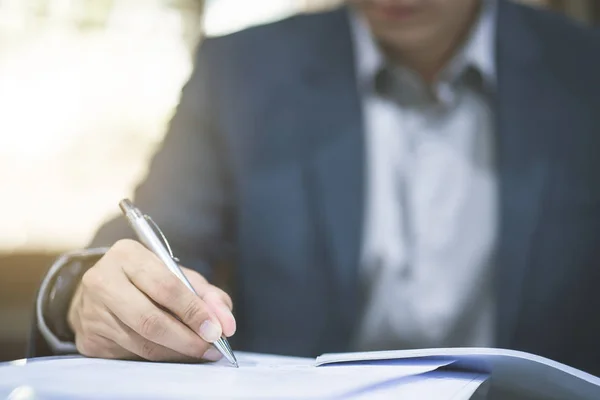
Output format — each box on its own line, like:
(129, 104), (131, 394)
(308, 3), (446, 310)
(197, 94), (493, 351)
(0, 0), (598, 362)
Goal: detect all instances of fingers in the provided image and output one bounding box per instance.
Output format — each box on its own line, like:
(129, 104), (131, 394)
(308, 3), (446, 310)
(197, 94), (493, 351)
(201, 290), (236, 337)
(77, 328), (215, 363)
(92, 270), (213, 359)
(183, 269), (236, 337)
(117, 248), (223, 343)
(103, 311), (221, 363)
(184, 270), (233, 310)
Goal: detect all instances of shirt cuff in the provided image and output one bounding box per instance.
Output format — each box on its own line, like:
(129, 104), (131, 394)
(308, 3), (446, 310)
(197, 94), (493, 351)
(36, 247), (109, 354)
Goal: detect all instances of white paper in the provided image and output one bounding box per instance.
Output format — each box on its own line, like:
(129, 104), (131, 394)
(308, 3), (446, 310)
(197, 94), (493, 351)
(345, 370), (489, 400)
(317, 347), (600, 400)
(0, 352), (454, 400)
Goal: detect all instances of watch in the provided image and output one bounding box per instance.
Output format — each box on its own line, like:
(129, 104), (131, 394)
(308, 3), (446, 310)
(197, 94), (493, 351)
(36, 248), (108, 352)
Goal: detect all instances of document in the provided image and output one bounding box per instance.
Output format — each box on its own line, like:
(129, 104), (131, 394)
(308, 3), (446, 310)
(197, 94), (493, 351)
(6, 346), (595, 399)
(0, 352), (482, 400)
(317, 347), (600, 400)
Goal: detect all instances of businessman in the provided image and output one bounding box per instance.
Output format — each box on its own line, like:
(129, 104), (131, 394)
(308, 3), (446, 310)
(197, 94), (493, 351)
(31, 0), (600, 375)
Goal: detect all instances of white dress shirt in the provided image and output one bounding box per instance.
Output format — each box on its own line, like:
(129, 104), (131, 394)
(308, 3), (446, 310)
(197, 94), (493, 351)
(351, 0), (499, 351)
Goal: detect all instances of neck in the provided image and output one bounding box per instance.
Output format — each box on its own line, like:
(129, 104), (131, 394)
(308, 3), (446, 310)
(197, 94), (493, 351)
(383, 3), (481, 84)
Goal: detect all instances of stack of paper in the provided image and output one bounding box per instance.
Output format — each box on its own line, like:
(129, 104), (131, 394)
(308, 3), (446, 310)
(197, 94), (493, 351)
(1, 347), (599, 399)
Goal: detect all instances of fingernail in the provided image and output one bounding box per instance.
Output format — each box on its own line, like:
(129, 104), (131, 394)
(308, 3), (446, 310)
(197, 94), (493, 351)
(202, 347), (223, 362)
(199, 320), (222, 343)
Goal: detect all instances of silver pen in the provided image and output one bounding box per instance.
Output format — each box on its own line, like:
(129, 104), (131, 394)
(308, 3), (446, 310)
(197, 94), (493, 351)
(119, 198), (238, 367)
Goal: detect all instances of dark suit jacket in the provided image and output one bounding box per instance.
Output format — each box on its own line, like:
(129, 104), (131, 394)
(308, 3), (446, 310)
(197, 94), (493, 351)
(31, 0), (600, 375)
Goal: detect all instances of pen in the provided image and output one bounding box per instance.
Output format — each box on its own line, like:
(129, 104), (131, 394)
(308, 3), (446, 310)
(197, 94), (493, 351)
(119, 198), (238, 367)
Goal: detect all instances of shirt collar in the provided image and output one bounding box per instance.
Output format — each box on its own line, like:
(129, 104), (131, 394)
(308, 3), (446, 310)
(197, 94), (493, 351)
(349, 0), (497, 93)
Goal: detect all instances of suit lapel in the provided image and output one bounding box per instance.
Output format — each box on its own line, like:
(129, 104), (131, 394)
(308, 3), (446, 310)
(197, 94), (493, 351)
(494, 0), (558, 347)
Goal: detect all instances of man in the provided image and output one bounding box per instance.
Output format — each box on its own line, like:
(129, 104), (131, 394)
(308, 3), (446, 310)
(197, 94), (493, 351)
(31, 0), (600, 376)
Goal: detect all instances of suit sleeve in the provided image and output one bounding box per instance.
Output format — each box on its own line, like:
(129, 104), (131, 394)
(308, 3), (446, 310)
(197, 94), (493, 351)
(90, 38), (236, 275)
(28, 38), (236, 357)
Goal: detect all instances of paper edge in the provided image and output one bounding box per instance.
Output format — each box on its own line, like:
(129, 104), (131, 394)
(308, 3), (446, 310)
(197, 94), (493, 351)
(316, 347), (600, 385)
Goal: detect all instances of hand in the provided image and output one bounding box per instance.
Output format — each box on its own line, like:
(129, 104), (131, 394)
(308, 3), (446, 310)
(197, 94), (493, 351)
(67, 239), (236, 362)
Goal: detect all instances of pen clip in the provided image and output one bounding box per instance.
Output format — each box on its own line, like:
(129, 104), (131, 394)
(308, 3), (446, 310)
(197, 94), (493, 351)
(144, 215), (180, 263)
